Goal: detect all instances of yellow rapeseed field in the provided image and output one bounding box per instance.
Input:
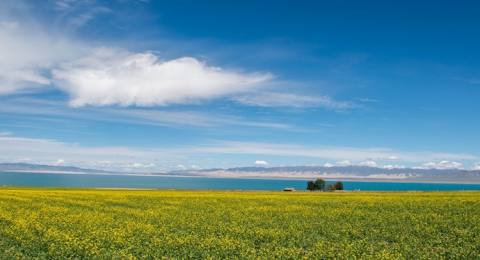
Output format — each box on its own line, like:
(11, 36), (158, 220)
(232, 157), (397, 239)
(0, 188), (479, 259)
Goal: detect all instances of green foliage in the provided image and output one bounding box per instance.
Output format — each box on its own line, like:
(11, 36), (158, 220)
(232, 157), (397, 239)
(306, 181), (316, 191)
(328, 181), (345, 191)
(307, 178), (327, 191)
(314, 178), (326, 190)
(334, 181), (344, 190)
(0, 188), (479, 258)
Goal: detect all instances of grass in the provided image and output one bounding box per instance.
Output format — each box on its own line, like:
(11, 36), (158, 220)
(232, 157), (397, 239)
(0, 188), (479, 259)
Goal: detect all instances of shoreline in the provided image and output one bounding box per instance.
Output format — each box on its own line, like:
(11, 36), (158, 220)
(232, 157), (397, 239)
(1, 186), (480, 193)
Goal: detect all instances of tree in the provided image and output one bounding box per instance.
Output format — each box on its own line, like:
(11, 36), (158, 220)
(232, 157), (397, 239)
(309, 180), (344, 192)
(334, 181), (344, 190)
(306, 178), (326, 191)
(314, 178), (326, 191)
(327, 184), (336, 191)
(307, 181), (316, 191)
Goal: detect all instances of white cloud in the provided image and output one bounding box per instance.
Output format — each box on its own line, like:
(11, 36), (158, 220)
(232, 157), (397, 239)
(358, 160), (378, 167)
(324, 161), (352, 167)
(175, 164), (200, 170)
(382, 164), (405, 170)
(0, 19), (85, 94)
(55, 159), (65, 165)
(335, 160), (352, 166)
(421, 161), (464, 170)
(53, 48), (273, 107)
(326, 162), (405, 169)
(254, 160), (269, 166)
(233, 92), (354, 110)
(472, 163), (480, 171)
(128, 162), (156, 169)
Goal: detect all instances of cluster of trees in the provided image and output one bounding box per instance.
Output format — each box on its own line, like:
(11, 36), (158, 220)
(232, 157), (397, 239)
(306, 178), (344, 191)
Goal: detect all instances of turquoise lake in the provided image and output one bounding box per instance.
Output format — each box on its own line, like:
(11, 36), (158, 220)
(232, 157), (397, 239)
(1, 172), (480, 191)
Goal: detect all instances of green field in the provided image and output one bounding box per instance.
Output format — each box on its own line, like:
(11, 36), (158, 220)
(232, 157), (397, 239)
(0, 188), (479, 259)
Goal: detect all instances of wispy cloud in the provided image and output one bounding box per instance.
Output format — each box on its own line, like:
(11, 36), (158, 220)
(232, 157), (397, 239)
(52, 0), (112, 28)
(193, 141), (399, 161)
(0, 1), (87, 94)
(53, 0), (78, 10)
(103, 108), (292, 129)
(233, 92), (355, 110)
(453, 77), (480, 85)
(0, 97), (293, 130)
(463, 79), (480, 85)
(190, 141), (478, 163)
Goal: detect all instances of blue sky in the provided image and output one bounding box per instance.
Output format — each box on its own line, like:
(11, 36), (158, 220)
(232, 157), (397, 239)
(0, 0), (479, 172)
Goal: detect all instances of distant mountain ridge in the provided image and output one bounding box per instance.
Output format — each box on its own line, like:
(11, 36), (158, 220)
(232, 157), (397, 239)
(0, 163), (113, 174)
(173, 165), (480, 183)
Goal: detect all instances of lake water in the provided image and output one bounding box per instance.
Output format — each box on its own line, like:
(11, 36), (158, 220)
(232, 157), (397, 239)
(1, 172), (480, 191)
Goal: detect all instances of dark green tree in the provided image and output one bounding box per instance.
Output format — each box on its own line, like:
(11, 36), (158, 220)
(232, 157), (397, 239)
(307, 181), (316, 191)
(306, 178), (326, 191)
(314, 178), (326, 191)
(334, 181), (344, 190)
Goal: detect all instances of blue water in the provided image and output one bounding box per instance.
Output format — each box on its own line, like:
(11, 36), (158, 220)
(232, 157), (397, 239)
(1, 172), (480, 191)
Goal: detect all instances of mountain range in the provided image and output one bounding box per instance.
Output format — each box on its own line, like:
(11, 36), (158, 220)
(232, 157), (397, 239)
(171, 165), (480, 183)
(0, 163), (113, 174)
